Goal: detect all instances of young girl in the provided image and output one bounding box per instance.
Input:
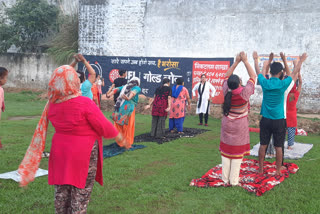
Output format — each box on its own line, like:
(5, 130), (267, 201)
(219, 52), (256, 186)
(286, 72), (302, 150)
(0, 67), (9, 148)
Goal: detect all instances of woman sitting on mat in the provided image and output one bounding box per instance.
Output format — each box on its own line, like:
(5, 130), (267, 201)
(19, 56), (124, 213)
(111, 77), (141, 149)
(219, 52), (256, 186)
(169, 77), (191, 134)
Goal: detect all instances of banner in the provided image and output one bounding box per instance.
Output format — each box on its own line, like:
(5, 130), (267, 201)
(258, 55), (299, 73)
(192, 61), (230, 104)
(79, 56), (233, 104)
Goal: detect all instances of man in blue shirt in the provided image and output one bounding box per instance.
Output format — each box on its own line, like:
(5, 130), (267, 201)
(254, 52), (307, 176)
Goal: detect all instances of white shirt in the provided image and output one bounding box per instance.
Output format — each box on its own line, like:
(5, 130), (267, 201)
(192, 81), (216, 114)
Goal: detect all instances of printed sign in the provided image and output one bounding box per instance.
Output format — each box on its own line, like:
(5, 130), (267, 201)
(78, 56), (234, 104)
(192, 61), (231, 104)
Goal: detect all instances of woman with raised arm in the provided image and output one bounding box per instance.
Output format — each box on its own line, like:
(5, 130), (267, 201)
(76, 54), (97, 100)
(18, 62), (124, 213)
(286, 60), (303, 150)
(219, 52), (256, 186)
(111, 77), (141, 149)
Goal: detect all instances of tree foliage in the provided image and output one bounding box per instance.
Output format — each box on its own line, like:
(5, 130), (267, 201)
(47, 14), (79, 65)
(0, 0), (59, 53)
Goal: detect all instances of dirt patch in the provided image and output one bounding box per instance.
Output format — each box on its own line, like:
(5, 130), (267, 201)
(298, 118), (320, 134)
(134, 128), (210, 144)
(131, 168), (156, 181)
(7, 115), (40, 120)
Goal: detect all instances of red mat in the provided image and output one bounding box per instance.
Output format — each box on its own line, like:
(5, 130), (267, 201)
(190, 159), (299, 196)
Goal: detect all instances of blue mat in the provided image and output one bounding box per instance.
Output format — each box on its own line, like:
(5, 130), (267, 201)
(103, 143), (146, 158)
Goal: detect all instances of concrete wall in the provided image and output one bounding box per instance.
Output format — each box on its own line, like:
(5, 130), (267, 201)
(0, 53), (59, 89)
(78, 0), (320, 113)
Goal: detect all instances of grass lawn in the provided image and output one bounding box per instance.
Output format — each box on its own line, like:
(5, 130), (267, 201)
(0, 91), (319, 214)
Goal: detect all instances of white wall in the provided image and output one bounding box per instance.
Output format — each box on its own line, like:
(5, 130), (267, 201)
(78, 0), (320, 113)
(0, 53), (59, 89)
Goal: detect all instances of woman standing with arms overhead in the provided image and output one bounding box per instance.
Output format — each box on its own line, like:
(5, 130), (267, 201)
(111, 77), (141, 149)
(169, 78), (191, 134)
(219, 52), (256, 186)
(18, 58), (124, 213)
(286, 60), (303, 150)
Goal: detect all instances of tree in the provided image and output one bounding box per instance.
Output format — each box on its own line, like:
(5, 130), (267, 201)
(0, 0), (59, 53)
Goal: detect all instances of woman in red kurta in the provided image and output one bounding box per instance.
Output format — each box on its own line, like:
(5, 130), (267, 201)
(286, 73), (302, 150)
(19, 57), (124, 213)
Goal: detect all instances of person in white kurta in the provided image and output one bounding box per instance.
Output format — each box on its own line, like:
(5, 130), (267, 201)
(192, 74), (216, 126)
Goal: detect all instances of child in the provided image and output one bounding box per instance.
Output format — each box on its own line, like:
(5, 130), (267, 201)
(0, 67), (9, 148)
(286, 72), (302, 150)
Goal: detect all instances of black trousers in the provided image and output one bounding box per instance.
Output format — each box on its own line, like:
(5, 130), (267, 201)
(199, 101), (210, 124)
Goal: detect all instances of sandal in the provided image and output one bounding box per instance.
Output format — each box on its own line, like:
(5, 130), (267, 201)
(42, 152), (50, 158)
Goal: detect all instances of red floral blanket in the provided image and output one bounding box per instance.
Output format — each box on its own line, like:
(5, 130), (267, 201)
(190, 159), (299, 196)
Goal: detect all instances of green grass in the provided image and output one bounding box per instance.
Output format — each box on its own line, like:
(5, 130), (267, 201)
(0, 91), (319, 214)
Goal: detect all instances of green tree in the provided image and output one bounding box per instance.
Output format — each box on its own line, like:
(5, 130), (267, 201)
(0, 0), (59, 53)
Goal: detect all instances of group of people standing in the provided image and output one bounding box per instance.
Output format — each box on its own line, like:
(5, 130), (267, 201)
(219, 51), (306, 186)
(0, 50), (305, 213)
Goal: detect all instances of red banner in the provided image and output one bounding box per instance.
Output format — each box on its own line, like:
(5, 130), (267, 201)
(192, 61), (230, 104)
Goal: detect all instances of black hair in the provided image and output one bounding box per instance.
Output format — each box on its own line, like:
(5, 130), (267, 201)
(201, 74), (206, 78)
(0, 67), (8, 79)
(270, 62), (284, 76)
(175, 77), (184, 85)
(223, 75), (240, 116)
(96, 72), (99, 78)
(119, 69), (127, 76)
(76, 70), (85, 83)
(162, 78), (170, 85)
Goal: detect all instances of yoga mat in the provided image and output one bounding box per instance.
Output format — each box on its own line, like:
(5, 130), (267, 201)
(250, 141), (313, 159)
(0, 168), (48, 182)
(103, 143), (146, 158)
(190, 159), (299, 196)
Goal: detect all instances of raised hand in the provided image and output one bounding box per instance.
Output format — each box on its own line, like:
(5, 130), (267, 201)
(77, 54), (86, 62)
(268, 52), (274, 63)
(300, 53), (308, 62)
(235, 53), (241, 63)
(280, 52), (286, 61)
(240, 51), (248, 63)
(253, 51), (258, 60)
(74, 54), (81, 62)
